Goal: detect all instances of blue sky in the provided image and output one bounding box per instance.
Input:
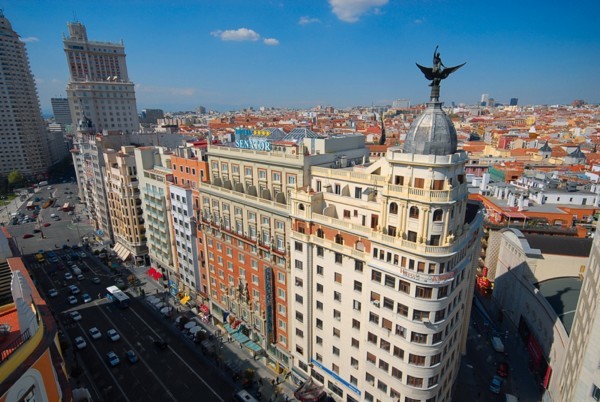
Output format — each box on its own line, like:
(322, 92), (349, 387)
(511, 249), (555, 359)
(3, 0), (599, 113)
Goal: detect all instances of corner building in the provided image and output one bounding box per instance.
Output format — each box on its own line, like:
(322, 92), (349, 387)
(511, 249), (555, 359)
(289, 99), (482, 401)
(199, 129), (368, 372)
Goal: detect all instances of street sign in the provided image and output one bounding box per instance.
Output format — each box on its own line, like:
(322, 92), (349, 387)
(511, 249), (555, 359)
(97, 229), (103, 236)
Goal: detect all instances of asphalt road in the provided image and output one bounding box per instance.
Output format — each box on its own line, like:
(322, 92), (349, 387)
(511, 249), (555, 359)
(13, 194), (238, 402)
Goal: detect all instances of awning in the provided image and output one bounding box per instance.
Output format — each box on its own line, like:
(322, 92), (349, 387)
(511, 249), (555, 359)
(147, 267), (157, 277)
(232, 332), (249, 344)
(180, 295), (190, 305)
(224, 323), (238, 334)
(504, 211), (527, 219)
(200, 304), (210, 314)
(244, 340), (262, 352)
(294, 378), (326, 402)
(113, 243), (131, 261)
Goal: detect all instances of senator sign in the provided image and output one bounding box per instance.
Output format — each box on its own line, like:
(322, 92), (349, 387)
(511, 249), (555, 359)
(234, 128), (272, 151)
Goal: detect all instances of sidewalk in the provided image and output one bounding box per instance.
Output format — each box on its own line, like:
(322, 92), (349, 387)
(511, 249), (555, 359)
(129, 265), (299, 402)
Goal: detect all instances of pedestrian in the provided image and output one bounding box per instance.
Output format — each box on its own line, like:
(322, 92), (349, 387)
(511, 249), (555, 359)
(258, 377), (263, 385)
(240, 342), (243, 349)
(271, 379), (275, 386)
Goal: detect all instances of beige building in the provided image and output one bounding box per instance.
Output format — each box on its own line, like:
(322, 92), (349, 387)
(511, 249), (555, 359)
(558, 224), (600, 401)
(104, 146), (147, 263)
(289, 98), (483, 401)
(135, 146), (175, 280)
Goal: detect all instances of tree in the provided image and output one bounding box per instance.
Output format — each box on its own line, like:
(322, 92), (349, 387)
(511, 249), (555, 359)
(7, 170), (23, 189)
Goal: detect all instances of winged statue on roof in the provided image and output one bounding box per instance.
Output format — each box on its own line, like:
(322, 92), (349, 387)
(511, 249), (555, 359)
(416, 46), (465, 101)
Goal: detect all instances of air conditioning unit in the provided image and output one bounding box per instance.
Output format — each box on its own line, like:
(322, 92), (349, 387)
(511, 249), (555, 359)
(372, 300), (380, 307)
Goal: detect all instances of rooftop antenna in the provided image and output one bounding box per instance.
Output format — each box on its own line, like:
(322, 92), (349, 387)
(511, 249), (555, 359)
(72, 11), (78, 22)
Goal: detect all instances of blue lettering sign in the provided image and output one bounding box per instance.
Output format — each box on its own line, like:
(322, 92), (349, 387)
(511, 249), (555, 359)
(235, 139), (272, 151)
(311, 359), (361, 395)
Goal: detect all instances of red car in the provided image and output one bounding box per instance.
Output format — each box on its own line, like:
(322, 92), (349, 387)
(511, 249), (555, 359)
(22, 234), (34, 239)
(496, 361), (509, 378)
(43, 223), (51, 227)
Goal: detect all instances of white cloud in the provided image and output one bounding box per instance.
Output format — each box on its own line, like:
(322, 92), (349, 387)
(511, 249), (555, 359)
(263, 38), (279, 46)
(328, 0), (389, 23)
(298, 16), (320, 25)
(211, 28), (260, 42)
(414, 17), (425, 24)
(20, 36), (39, 43)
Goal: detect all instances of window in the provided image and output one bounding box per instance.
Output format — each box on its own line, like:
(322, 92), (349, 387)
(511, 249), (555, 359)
(413, 310), (429, 321)
(407, 375), (423, 388)
(333, 309), (341, 321)
(409, 206), (419, 219)
(377, 380), (387, 392)
(371, 270), (382, 282)
(438, 286), (449, 298)
(392, 367), (402, 380)
(366, 372), (375, 385)
(294, 260), (303, 270)
(379, 359), (389, 371)
(316, 336), (322, 345)
(294, 242), (303, 251)
(380, 339), (390, 352)
(334, 253), (343, 264)
(333, 291), (341, 302)
(352, 319), (360, 329)
(296, 311), (304, 323)
(383, 297), (394, 310)
(399, 280), (410, 293)
(366, 352), (376, 364)
(433, 332), (443, 344)
(413, 178), (424, 188)
(384, 274), (395, 288)
(333, 346), (340, 355)
(316, 301), (323, 310)
(428, 375), (439, 387)
(409, 354), (426, 366)
(316, 246), (324, 257)
(351, 357), (359, 368)
(316, 319), (323, 329)
(433, 209), (443, 221)
(316, 283), (323, 293)
(334, 272), (342, 284)
(430, 353), (441, 366)
(353, 300), (361, 311)
(416, 286), (433, 299)
(411, 332), (428, 344)
(316, 229), (324, 238)
(393, 346), (404, 359)
(367, 332), (378, 344)
(351, 338), (360, 348)
(389, 202), (398, 214)
(397, 303), (408, 316)
(395, 325), (406, 338)
(355, 260), (363, 272)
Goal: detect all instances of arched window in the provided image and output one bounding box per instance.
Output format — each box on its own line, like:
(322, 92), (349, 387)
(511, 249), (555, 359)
(335, 234), (344, 245)
(317, 229), (324, 238)
(433, 209), (443, 222)
(298, 203), (305, 211)
(409, 206), (419, 219)
(389, 202), (398, 215)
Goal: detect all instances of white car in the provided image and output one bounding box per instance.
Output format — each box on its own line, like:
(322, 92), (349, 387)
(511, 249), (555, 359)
(81, 293), (92, 303)
(74, 336), (87, 350)
(107, 329), (120, 342)
(64, 272), (73, 280)
(69, 285), (80, 295)
(67, 295), (78, 305)
(48, 288), (58, 297)
(69, 311), (82, 321)
(88, 327), (101, 340)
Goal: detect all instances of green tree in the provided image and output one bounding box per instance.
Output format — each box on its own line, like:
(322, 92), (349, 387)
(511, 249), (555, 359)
(7, 170), (23, 189)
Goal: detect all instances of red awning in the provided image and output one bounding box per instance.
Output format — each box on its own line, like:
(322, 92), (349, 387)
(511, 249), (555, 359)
(147, 267), (157, 276)
(153, 270), (163, 280)
(200, 304), (210, 314)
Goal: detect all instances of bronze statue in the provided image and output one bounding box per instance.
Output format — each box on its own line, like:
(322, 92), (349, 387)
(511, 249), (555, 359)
(416, 46), (465, 101)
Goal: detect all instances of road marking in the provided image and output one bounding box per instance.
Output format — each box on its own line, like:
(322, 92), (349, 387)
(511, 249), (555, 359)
(127, 306), (225, 402)
(77, 322), (131, 402)
(97, 305), (177, 401)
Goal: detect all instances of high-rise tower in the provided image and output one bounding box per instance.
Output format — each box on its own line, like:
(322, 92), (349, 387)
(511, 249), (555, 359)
(63, 22), (139, 133)
(0, 11), (51, 178)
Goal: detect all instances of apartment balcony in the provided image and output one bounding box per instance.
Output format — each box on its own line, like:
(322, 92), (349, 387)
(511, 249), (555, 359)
(382, 183), (467, 203)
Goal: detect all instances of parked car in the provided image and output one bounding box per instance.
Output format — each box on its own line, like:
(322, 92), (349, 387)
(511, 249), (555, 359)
(48, 288), (58, 297)
(107, 351), (120, 366)
(489, 375), (503, 394)
(91, 277), (101, 284)
(154, 339), (168, 350)
(67, 295), (78, 305)
(88, 327), (101, 340)
(22, 234), (33, 239)
(64, 272), (73, 280)
(81, 293), (92, 303)
(74, 336), (87, 350)
(69, 285), (80, 294)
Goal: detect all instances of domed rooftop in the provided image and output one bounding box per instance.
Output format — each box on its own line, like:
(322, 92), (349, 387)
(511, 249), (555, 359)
(402, 102), (457, 156)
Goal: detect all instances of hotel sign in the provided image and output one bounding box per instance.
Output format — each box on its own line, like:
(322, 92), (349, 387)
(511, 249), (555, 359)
(235, 128), (272, 151)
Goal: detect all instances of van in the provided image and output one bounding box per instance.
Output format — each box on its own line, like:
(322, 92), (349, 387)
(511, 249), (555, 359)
(234, 390), (259, 402)
(491, 336), (505, 353)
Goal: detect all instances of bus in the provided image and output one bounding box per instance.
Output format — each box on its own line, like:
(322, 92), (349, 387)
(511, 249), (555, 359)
(106, 285), (131, 308)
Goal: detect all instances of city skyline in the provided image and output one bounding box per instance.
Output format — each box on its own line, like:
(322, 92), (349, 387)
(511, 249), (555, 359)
(3, 0), (600, 114)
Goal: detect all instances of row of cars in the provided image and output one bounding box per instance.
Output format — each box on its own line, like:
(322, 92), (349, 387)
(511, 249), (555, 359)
(73, 325), (138, 366)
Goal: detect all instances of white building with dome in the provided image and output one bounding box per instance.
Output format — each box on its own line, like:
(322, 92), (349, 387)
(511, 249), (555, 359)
(288, 70), (483, 401)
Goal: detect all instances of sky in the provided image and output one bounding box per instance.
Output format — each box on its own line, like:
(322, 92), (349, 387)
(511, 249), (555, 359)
(3, 0), (600, 113)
